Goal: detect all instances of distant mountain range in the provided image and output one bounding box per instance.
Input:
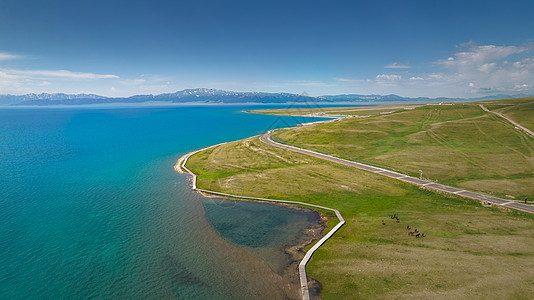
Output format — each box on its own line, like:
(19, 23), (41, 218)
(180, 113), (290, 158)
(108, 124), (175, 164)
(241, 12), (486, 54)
(0, 88), (531, 106)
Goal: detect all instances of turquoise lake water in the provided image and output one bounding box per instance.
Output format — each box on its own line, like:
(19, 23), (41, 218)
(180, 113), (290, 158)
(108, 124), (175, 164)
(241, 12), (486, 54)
(0, 105), (331, 299)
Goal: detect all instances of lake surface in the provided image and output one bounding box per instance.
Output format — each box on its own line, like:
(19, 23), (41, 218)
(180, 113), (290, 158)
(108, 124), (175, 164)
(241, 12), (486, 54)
(0, 105), (335, 299)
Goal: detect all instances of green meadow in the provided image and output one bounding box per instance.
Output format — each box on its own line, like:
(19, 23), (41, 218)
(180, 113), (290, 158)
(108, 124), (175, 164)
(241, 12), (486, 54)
(275, 99), (534, 201)
(249, 104), (421, 117)
(185, 98), (534, 299)
(481, 97), (534, 133)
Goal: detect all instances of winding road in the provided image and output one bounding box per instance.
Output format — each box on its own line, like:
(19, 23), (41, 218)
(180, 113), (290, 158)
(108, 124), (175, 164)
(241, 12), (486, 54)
(260, 132), (534, 215)
(479, 104), (534, 139)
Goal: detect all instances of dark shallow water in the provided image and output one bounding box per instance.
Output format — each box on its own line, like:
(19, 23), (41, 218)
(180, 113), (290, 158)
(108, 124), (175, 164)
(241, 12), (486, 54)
(0, 105), (337, 299)
(203, 198), (322, 276)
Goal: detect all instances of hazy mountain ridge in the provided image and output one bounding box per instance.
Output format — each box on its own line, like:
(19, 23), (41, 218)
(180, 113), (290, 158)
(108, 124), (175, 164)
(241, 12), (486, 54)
(0, 88), (531, 106)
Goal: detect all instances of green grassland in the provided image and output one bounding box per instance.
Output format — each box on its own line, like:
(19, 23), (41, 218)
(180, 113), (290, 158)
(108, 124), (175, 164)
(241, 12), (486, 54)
(249, 105), (422, 117)
(185, 134), (534, 299)
(482, 97), (534, 132)
(274, 100), (534, 201)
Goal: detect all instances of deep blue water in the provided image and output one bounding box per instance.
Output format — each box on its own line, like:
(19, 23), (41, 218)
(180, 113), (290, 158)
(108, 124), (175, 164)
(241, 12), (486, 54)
(0, 105), (330, 299)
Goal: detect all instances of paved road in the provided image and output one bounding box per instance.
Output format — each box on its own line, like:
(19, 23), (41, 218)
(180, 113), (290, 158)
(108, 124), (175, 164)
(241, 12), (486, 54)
(260, 133), (534, 214)
(479, 104), (534, 139)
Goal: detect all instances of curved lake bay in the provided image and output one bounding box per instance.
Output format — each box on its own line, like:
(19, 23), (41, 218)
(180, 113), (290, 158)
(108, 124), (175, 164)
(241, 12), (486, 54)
(0, 105), (326, 299)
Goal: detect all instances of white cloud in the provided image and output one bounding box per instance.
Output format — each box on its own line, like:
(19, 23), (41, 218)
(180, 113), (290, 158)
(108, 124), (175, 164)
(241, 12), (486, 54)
(332, 77), (371, 83)
(376, 74), (402, 81)
(0, 53), (123, 94)
(0, 68), (121, 95)
(433, 43), (534, 95)
(384, 62), (411, 69)
(427, 74), (444, 80)
(333, 42), (534, 97)
(0, 52), (22, 61)
(513, 84), (531, 91)
(437, 44), (531, 68)
(0, 71), (29, 94)
(0, 70), (21, 80)
(99, 74), (180, 97)
(7, 69), (119, 79)
(477, 63), (496, 73)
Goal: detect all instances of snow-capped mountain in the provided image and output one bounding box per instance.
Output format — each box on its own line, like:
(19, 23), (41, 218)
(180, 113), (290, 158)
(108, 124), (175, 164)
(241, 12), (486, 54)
(0, 88), (531, 106)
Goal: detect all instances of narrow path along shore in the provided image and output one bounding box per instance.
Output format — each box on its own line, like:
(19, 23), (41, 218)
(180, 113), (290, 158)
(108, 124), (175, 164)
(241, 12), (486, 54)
(260, 133), (534, 214)
(177, 107), (533, 299)
(177, 144), (345, 300)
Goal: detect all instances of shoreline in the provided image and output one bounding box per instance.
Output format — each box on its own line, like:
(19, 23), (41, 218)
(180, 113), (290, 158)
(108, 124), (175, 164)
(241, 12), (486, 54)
(174, 149), (330, 248)
(172, 99), (534, 298)
(203, 195), (330, 295)
(175, 143), (345, 300)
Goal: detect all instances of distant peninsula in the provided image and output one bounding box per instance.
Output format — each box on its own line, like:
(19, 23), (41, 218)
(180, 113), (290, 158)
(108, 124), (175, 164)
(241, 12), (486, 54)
(1, 88), (532, 106)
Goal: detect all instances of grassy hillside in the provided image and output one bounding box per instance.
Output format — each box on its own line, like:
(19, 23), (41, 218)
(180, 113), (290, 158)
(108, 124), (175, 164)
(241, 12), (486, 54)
(273, 100), (534, 201)
(249, 105), (422, 117)
(185, 135), (534, 299)
(481, 97), (534, 132)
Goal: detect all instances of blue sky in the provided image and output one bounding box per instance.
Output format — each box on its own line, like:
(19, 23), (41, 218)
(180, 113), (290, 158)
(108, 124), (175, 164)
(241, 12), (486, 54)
(1, 0), (533, 97)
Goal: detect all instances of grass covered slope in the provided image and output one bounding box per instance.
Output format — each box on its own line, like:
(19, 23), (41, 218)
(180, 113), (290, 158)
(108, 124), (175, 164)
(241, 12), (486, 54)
(185, 136), (534, 299)
(250, 105), (421, 117)
(482, 97), (534, 132)
(273, 101), (534, 201)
